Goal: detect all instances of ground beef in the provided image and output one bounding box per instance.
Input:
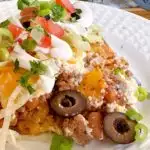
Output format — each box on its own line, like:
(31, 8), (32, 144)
(63, 114), (93, 145)
(87, 96), (104, 111)
(90, 42), (115, 59)
(55, 72), (82, 92)
(84, 51), (105, 70)
(88, 112), (104, 140)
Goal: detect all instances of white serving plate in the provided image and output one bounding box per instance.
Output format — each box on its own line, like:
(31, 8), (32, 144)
(0, 1), (150, 150)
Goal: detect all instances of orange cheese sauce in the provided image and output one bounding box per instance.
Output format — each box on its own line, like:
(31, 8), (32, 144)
(78, 68), (106, 98)
(0, 62), (38, 108)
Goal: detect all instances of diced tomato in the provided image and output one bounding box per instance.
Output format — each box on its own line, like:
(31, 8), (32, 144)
(34, 17), (49, 32)
(47, 20), (64, 38)
(56, 0), (75, 13)
(35, 17), (64, 38)
(17, 38), (23, 44)
(40, 35), (51, 48)
(20, 7), (38, 17)
(8, 24), (24, 39)
(8, 46), (14, 53)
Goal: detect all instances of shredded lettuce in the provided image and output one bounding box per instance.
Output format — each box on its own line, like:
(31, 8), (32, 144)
(63, 29), (91, 52)
(50, 134), (73, 150)
(85, 25), (103, 43)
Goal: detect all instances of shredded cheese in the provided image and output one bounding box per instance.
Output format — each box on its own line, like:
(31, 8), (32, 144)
(0, 86), (22, 150)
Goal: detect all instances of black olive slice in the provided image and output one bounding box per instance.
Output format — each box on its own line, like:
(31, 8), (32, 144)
(104, 112), (137, 144)
(44, 15), (51, 20)
(22, 21), (31, 29)
(50, 90), (87, 117)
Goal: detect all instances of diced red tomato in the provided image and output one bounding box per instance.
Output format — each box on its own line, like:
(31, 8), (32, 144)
(8, 24), (24, 39)
(17, 38), (23, 44)
(47, 20), (64, 38)
(35, 17), (64, 38)
(8, 46), (14, 53)
(34, 17), (49, 32)
(39, 35), (51, 48)
(56, 0), (75, 13)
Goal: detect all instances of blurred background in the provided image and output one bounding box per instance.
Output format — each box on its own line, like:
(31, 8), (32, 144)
(81, 0), (150, 19)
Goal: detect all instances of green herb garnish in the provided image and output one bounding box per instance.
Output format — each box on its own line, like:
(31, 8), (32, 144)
(14, 59), (20, 72)
(19, 71), (35, 94)
(19, 61), (47, 94)
(126, 108), (143, 122)
(30, 60), (47, 75)
(135, 86), (148, 101)
(51, 3), (66, 21)
(50, 134), (73, 150)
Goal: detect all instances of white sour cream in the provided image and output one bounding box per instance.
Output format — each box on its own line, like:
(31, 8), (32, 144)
(57, 1), (93, 33)
(50, 35), (73, 60)
(11, 44), (60, 94)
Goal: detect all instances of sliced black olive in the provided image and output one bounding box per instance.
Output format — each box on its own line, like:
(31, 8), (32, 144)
(104, 112), (136, 144)
(44, 15), (51, 20)
(75, 9), (82, 14)
(22, 21), (31, 29)
(71, 13), (80, 20)
(50, 90), (87, 117)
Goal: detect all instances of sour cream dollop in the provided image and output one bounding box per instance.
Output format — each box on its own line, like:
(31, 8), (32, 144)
(11, 44), (60, 94)
(58, 1), (93, 34)
(50, 35), (73, 60)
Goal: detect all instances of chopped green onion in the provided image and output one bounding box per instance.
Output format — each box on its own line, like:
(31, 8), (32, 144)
(50, 134), (73, 150)
(126, 108), (143, 122)
(135, 86), (148, 101)
(0, 20), (10, 28)
(14, 59), (20, 72)
(17, 0), (28, 10)
(38, 1), (52, 17)
(135, 123), (148, 142)
(113, 68), (125, 75)
(21, 38), (37, 51)
(39, 1), (51, 10)
(38, 9), (51, 17)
